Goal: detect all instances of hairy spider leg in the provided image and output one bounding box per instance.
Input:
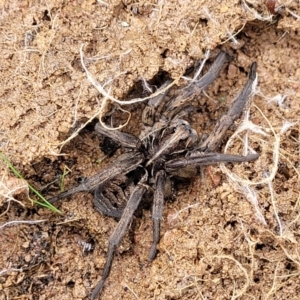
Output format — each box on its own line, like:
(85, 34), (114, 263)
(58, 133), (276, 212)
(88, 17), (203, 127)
(146, 119), (192, 167)
(95, 122), (140, 149)
(91, 171), (148, 300)
(199, 62), (257, 152)
(94, 183), (125, 219)
(142, 79), (173, 126)
(149, 170), (166, 261)
(165, 152), (259, 171)
(49, 152), (143, 204)
(164, 51), (232, 115)
(141, 52), (230, 140)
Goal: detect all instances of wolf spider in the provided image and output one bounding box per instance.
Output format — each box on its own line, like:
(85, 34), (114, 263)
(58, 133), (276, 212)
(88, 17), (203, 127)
(49, 51), (258, 299)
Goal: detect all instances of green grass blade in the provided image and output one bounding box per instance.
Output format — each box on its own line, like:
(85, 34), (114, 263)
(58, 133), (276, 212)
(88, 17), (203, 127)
(0, 152), (61, 213)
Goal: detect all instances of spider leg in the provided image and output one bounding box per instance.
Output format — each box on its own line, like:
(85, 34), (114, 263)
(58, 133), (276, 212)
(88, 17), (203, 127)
(149, 170), (166, 261)
(164, 51), (231, 115)
(95, 122), (140, 149)
(193, 51), (232, 90)
(49, 152), (143, 203)
(90, 171), (148, 300)
(94, 185), (124, 219)
(93, 178), (130, 219)
(142, 79), (173, 127)
(199, 62), (257, 152)
(146, 119), (192, 167)
(165, 152), (259, 171)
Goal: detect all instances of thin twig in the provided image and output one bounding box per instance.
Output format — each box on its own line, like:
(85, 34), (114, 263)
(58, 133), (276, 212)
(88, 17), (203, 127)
(0, 219), (47, 230)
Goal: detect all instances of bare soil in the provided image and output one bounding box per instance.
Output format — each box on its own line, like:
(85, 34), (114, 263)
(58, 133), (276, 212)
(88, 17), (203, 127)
(1, 1), (300, 300)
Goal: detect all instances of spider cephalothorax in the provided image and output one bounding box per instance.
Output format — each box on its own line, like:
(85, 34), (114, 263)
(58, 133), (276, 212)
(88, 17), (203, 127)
(49, 51), (258, 299)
